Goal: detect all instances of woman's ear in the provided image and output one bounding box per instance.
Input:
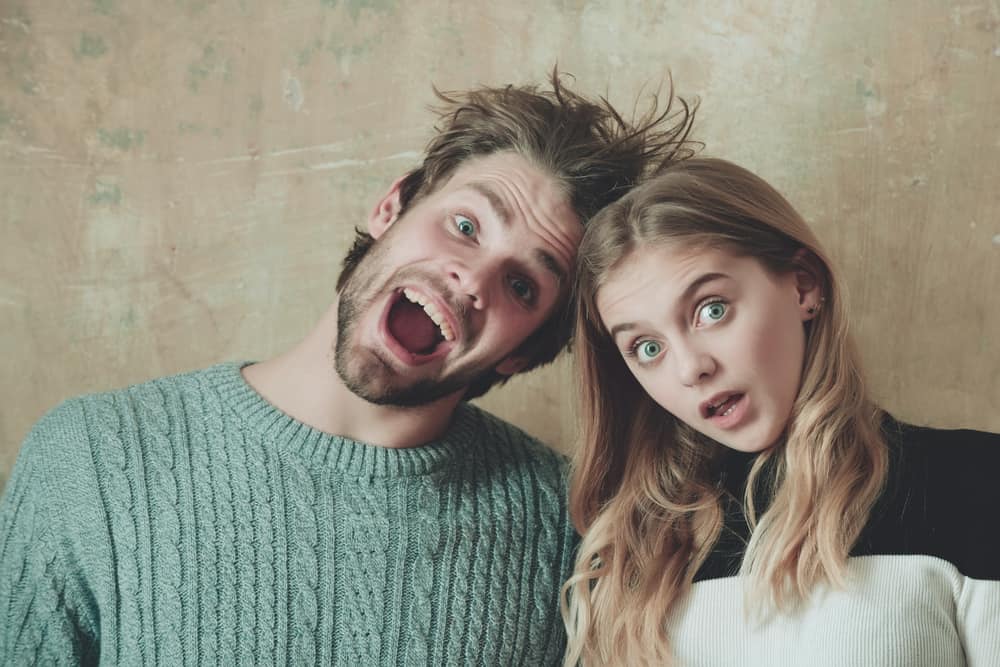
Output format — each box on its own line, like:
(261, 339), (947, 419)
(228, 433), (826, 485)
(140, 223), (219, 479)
(368, 175), (408, 239)
(792, 249), (824, 321)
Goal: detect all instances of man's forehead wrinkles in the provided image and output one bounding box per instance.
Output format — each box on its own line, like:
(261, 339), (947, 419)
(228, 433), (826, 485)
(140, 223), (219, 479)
(465, 177), (575, 278)
(468, 181), (511, 227)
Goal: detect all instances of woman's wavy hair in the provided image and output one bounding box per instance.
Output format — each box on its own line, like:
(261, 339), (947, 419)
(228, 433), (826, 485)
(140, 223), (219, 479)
(562, 158), (888, 666)
(337, 68), (699, 399)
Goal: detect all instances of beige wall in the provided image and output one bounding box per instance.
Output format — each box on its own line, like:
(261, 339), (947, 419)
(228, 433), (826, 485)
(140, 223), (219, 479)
(2, 0), (998, 485)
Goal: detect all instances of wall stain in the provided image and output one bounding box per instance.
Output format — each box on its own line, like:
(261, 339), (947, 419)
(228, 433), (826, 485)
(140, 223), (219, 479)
(98, 127), (145, 150)
(282, 70), (304, 111)
(1, 8), (31, 33)
(248, 93), (263, 116)
(120, 305), (137, 329)
(320, 0), (397, 22)
(856, 77), (886, 119)
(186, 0), (211, 14)
(855, 78), (877, 99)
(297, 38), (325, 67)
(89, 181), (122, 206)
(187, 43), (232, 92)
(75, 32), (108, 59)
(7, 50), (38, 95)
(177, 120), (204, 134)
(92, 0), (116, 15)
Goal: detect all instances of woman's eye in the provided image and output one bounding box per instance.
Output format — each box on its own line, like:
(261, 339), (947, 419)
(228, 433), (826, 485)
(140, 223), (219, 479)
(636, 340), (663, 362)
(696, 301), (727, 326)
(454, 214), (476, 237)
(509, 277), (535, 303)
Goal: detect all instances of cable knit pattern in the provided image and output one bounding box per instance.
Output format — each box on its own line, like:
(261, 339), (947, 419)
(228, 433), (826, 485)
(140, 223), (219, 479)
(135, 381), (185, 665)
(91, 392), (144, 664)
(0, 362), (578, 665)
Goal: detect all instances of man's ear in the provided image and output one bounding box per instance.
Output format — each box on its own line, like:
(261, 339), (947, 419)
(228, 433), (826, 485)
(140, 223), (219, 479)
(368, 175), (407, 239)
(494, 354), (529, 377)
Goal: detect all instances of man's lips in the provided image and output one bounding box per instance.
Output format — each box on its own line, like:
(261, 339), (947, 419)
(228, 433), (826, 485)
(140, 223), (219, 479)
(377, 287), (461, 366)
(399, 286), (460, 343)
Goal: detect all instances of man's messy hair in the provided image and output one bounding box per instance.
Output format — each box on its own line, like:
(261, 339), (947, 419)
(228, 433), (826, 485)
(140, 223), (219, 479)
(338, 67), (699, 399)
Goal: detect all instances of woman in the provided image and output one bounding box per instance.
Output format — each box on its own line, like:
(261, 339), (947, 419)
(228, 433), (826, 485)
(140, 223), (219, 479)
(562, 157), (999, 666)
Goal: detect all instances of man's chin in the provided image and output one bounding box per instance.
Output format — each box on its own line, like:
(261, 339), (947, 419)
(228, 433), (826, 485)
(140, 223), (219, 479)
(340, 373), (469, 408)
(335, 351), (480, 408)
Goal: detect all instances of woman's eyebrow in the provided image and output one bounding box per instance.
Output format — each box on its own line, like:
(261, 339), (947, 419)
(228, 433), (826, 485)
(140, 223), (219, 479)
(679, 272), (730, 304)
(607, 272), (731, 341)
(609, 321), (639, 340)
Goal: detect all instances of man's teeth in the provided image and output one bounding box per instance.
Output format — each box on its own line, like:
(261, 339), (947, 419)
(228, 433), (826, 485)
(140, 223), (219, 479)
(402, 288), (455, 341)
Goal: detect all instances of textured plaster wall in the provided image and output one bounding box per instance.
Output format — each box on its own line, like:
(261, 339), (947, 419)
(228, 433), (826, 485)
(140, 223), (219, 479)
(2, 0), (999, 485)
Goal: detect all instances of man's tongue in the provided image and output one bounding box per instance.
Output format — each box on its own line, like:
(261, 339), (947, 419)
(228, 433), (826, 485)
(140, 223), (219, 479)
(387, 299), (440, 355)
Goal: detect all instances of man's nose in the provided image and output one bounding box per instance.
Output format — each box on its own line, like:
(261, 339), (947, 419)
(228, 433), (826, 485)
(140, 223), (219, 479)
(447, 259), (495, 310)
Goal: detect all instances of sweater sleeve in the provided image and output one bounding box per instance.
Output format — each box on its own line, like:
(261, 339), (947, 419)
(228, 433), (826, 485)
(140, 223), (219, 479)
(956, 575), (1000, 666)
(0, 401), (101, 665)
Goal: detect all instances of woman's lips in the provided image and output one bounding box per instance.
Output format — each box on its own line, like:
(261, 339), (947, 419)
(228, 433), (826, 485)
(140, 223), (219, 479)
(704, 393), (748, 430)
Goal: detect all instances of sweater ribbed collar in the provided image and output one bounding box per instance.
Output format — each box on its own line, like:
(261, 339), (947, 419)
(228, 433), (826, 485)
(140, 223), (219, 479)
(208, 361), (480, 478)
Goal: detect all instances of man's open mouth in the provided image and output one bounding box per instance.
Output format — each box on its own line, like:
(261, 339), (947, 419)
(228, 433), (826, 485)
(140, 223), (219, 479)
(383, 287), (457, 359)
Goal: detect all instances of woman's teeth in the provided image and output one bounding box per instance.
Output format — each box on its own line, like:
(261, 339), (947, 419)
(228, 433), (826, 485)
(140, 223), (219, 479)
(708, 394), (740, 417)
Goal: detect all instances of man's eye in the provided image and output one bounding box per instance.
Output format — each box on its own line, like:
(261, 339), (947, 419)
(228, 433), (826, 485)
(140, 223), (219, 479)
(454, 214), (476, 237)
(509, 277), (535, 303)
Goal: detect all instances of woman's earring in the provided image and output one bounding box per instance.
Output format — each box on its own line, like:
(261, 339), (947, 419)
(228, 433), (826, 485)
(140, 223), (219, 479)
(807, 297), (826, 316)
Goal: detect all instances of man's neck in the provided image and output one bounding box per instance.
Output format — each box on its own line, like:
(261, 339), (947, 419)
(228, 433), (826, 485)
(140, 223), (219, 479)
(241, 304), (463, 449)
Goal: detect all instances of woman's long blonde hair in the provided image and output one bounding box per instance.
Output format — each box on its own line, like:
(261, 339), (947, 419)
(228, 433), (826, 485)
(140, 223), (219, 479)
(562, 158), (888, 666)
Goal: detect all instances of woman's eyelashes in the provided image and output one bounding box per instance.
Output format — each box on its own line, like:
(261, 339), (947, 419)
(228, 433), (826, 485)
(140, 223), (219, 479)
(625, 338), (665, 364)
(694, 298), (728, 327)
(620, 297), (730, 363)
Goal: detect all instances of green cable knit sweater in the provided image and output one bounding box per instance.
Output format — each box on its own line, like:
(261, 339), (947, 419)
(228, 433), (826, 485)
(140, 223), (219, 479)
(0, 362), (578, 665)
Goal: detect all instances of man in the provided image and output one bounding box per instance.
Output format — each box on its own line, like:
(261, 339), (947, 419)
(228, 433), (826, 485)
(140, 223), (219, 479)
(0, 72), (694, 665)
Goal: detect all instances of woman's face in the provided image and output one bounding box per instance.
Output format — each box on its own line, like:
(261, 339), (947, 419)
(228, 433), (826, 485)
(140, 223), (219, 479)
(595, 243), (820, 453)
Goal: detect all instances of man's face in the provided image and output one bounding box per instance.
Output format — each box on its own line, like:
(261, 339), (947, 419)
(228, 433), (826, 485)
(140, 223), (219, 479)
(335, 151), (582, 406)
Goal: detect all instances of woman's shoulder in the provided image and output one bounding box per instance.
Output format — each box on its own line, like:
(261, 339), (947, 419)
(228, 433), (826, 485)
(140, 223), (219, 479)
(884, 415), (1000, 458)
(855, 414), (1000, 579)
(882, 414), (1000, 498)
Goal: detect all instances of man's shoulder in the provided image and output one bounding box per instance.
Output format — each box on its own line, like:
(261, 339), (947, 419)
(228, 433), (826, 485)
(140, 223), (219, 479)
(455, 402), (569, 475)
(21, 363), (238, 462)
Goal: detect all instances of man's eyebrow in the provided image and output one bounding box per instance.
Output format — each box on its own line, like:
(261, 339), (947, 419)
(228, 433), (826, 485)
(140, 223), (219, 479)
(469, 182), (511, 228)
(469, 181), (566, 286)
(535, 249), (566, 286)
(608, 272), (731, 340)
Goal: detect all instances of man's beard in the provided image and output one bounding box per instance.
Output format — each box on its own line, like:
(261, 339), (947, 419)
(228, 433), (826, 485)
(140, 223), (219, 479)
(333, 258), (495, 407)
